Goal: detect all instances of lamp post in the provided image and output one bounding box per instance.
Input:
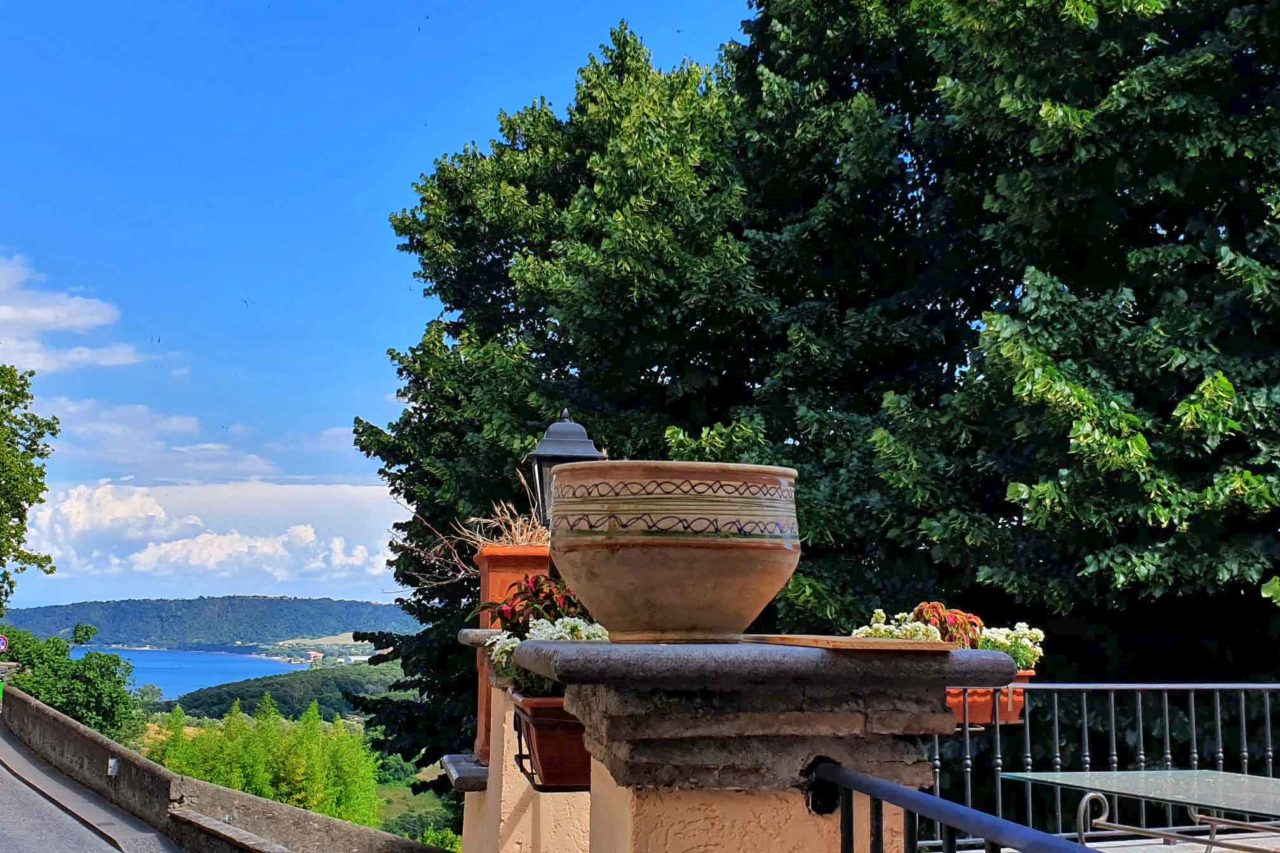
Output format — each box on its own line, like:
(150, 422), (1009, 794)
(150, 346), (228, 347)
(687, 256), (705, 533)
(525, 410), (606, 525)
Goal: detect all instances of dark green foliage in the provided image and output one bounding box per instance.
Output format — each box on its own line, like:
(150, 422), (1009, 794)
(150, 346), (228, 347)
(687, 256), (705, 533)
(0, 365), (58, 614)
(6, 596), (418, 648)
(870, 0), (1280, 611)
(148, 699), (383, 827)
(373, 741), (419, 785)
(0, 623), (142, 741)
(354, 25), (762, 770)
(174, 662), (404, 719)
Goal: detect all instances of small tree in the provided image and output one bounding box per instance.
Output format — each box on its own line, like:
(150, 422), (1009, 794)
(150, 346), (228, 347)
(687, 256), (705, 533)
(0, 365), (58, 614)
(0, 624), (142, 741)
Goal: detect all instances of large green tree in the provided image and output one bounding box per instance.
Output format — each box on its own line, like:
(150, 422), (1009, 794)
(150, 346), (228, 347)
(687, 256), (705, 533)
(0, 365), (58, 614)
(359, 0), (1280, 766)
(354, 27), (767, 768)
(872, 0), (1280, 611)
(721, 0), (1008, 628)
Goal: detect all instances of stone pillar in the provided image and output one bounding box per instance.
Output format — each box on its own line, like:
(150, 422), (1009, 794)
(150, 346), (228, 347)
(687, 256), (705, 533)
(462, 686), (590, 853)
(512, 641), (1014, 853)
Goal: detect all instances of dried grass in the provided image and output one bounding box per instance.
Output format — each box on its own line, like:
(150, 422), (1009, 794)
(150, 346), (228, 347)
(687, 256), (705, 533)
(391, 471), (547, 588)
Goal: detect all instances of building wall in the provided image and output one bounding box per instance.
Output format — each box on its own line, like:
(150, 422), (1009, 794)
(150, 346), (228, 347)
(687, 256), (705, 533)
(463, 686), (590, 853)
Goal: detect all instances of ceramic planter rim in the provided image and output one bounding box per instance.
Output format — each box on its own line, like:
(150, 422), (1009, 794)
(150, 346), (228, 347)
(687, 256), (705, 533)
(552, 459), (798, 479)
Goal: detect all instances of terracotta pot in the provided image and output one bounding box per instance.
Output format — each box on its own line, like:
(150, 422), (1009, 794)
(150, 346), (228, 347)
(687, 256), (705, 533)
(510, 691), (591, 790)
(474, 544), (551, 764)
(549, 460), (800, 642)
(947, 670), (1035, 726)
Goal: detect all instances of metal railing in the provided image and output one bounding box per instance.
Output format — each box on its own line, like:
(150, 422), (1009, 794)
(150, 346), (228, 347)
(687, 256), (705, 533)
(807, 761), (1097, 853)
(932, 683), (1280, 844)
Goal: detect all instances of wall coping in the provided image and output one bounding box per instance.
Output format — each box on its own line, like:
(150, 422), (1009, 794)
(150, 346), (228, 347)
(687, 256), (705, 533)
(458, 628), (499, 648)
(512, 641), (1016, 690)
(0, 685), (440, 852)
(170, 808), (292, 852)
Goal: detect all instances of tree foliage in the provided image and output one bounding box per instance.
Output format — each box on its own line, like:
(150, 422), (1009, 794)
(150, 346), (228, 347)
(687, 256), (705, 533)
(174, 662), (404, 719)
(359, 4), (1280, 765)
(148, 698), (382, 827)
(870, 0), (1280, 610)
(0, 365), (58, 614)
(353, 25), (767, 768)
(6, 596), (417, 648)
(0, 623), (143, 742)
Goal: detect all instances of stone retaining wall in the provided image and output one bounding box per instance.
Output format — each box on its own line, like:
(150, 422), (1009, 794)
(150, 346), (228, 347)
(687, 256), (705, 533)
(1, 685), (436, 853)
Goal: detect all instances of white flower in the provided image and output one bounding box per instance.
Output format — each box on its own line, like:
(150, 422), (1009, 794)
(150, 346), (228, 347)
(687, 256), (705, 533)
(485, 631), (522, 668)
(851, 609), (942, 642)
(977, 623), (1045, 670)
(488, 617), (608, 669)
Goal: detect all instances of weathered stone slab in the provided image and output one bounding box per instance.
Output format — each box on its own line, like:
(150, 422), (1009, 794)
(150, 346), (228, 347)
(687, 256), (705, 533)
(457, 628), (499, 648)
(442, 753), (489, 792)
(513, 641), (1014, 690)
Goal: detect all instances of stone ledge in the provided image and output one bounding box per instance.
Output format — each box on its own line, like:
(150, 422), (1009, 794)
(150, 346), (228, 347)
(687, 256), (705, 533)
(442, 754), (489, 792)
(458, 628), (499, 648)
(513, 641), (1015, 690)
(169, 808), (292, 852)
(505, 641), (1014, 792)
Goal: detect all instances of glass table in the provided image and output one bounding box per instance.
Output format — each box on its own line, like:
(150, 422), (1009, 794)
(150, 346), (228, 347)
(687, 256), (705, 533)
(1005, 771), (1280, 851)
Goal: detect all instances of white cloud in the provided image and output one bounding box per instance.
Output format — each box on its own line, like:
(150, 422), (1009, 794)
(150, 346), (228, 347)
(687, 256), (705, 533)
(44, 397), (276, 482)
(20, 481), (401, 601)
(30, 483), (204, 541)
(129, 524), (318, 577)
(0, 254), (145, 373)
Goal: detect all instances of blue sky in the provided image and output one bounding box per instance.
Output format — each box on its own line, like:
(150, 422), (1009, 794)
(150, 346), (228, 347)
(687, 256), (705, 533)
(2, 1), (745, 608)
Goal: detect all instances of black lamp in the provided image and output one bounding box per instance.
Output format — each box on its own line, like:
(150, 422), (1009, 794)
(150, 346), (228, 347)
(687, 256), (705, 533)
(526, 410), (606, 524)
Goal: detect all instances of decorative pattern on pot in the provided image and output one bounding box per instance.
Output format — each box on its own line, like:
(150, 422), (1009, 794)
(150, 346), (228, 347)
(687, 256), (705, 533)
(550, 461), (801, 643)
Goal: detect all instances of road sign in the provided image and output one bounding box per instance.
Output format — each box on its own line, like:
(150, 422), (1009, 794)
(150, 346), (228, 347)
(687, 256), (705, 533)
(0, 635), (8, 654)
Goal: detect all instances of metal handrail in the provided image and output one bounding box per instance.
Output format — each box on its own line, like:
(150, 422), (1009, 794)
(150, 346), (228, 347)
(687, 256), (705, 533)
(929, 681), (1280, 843)
(809, 761), (1097, 853)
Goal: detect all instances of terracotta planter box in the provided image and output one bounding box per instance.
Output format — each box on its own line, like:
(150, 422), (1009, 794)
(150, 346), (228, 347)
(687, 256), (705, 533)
(474, 544), (551, 764)
(947, 670), (1035, 726)
(510, 691), (591, 791)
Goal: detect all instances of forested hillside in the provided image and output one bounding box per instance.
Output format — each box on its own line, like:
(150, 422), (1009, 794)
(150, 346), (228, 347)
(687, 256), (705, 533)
(6, 596), (418, 649)
(175, 662), (405, 719)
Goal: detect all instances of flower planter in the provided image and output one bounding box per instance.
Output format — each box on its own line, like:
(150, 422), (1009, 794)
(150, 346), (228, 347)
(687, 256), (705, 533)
(474, 544), (551, 764)
(947, 670), (1035, 726)
(510, 690), (591, 791)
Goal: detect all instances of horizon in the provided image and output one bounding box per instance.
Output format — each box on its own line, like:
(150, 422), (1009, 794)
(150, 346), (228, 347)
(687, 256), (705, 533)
(1, 1), (744, 608)
(5, 592), (411, 612)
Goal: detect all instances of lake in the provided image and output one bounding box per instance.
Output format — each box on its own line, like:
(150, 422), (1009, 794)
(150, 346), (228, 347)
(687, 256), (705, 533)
(71, 647), (309, 699)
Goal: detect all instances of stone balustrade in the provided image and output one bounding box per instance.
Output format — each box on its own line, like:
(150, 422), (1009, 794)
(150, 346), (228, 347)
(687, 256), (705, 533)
(456, 629), (1015, 853)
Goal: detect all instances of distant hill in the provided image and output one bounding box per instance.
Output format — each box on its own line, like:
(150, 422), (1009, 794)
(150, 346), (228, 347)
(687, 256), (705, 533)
(5, 596), (418, 650)
(174, 662), (406, 719)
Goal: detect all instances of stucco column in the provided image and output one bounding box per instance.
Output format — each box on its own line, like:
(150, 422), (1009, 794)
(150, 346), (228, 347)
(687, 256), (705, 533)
(455, 631), (590, 853)
(512, 641), (1014, 853)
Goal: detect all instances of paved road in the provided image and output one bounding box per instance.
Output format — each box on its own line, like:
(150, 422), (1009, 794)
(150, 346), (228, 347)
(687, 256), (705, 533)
(0, 763), (117, 852)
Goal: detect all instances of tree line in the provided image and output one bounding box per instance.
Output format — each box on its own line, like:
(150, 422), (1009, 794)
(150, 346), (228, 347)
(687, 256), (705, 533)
(5, 596), (417, 648)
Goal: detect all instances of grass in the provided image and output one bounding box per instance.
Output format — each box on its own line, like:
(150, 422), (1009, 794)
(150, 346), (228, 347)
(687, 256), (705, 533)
(378, 782), (443, 822)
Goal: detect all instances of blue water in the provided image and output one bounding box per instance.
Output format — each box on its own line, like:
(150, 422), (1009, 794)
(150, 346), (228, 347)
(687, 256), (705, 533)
(70, 647), (308, 699)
